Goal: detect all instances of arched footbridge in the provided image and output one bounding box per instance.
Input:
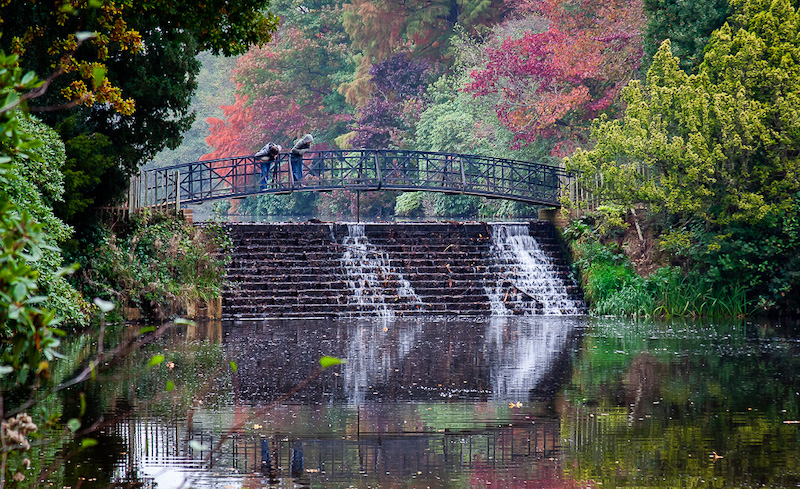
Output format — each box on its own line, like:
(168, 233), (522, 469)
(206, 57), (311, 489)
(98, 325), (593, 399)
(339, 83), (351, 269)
(132, 150), (574, 209)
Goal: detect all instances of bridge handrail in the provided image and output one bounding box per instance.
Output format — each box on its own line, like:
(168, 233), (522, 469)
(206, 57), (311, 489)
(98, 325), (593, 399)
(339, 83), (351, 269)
(132, 149), (574, 210)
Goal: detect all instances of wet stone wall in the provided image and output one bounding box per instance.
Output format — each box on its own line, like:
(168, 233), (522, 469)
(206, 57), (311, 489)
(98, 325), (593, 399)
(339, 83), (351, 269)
(222, 222), (583, 319)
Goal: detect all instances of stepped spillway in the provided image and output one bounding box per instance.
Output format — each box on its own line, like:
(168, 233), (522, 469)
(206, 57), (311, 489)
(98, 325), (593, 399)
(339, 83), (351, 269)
(222, 221), (584, 319)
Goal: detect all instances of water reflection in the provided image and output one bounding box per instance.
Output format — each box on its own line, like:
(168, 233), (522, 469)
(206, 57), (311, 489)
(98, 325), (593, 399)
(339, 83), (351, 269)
(224, 316), (579, 404)
(485, 316), (578, 402)
(38, 317), (800, 488)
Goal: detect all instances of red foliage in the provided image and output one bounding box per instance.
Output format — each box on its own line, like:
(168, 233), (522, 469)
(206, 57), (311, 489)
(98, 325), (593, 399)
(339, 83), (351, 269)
(465, 0), (644, 154)
(202, 26), (351, 185)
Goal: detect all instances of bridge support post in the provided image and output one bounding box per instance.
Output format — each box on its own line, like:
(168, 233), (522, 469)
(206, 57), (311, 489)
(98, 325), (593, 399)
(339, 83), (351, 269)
(175, 170), (181, 214)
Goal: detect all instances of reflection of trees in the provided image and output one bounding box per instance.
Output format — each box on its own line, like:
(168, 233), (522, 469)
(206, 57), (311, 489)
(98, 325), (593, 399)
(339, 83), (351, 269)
(562, 318), (800, 487)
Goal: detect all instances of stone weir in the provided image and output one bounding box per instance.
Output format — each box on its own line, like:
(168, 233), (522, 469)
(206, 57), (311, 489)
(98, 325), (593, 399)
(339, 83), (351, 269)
(222, 221), (584, 319)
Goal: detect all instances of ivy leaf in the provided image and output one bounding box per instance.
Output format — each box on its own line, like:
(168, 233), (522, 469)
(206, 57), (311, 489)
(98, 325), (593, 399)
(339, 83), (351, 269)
(319, 356), (345, 369)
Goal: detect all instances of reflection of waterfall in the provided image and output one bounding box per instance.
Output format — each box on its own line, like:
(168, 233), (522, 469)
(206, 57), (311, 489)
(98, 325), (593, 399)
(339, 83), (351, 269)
(485, 224), (580, 315)
(342, 317), (423, 404)
(340, 223), (424, 317)
(485, 316), (576, 401)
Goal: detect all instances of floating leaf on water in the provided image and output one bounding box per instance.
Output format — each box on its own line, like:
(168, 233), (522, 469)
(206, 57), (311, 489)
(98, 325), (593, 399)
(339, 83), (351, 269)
(319, 356), (345, 368)
(81, 438), (98, 448)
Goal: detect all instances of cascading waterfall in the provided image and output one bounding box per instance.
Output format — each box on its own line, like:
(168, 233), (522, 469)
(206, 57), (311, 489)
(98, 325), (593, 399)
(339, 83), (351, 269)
(340, 223), (424, 316)
(485, 223), (581, 315)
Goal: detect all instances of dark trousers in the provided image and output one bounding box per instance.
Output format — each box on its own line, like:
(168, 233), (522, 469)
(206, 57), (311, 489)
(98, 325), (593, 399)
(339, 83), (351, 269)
(259, 161), (272, 189)
(290, 153), (303, 182)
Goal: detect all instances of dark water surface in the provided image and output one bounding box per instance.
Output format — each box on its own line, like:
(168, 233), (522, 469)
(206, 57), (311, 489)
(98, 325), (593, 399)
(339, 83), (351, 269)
(51, 316), (800, 488)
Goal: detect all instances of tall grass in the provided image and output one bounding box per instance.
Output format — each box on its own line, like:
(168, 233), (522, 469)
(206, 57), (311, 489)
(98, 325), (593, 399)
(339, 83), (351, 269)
(573, 240), (752, 318)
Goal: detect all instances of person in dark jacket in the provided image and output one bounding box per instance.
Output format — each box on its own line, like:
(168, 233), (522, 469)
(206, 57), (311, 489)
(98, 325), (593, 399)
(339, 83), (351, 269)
(290, 134), (313, 183)
(255, 142), (281, 189)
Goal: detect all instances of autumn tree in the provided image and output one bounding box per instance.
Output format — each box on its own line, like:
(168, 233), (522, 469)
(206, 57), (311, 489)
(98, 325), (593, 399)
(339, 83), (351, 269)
(0, 0), (279, 224)
(203, 0), (353, 160)
(465, 0), (645, 155)
(339, 0), (507, 107)
(567, 0), (800, 310)
(348, 52), (433, 148)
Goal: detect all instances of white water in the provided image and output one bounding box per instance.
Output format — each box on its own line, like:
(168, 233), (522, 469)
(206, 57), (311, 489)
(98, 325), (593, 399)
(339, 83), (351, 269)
(340, 223), (424, 317)
(485, 316), (576, 401)
(342, 317), (424, 404)
(484, 223), (581, 315)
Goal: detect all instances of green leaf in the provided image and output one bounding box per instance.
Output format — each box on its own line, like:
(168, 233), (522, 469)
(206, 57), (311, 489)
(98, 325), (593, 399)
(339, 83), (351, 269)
(139, 326), (156, 334)
(92, 66), (107, 89)
(81, 438), (98, 448)
(166, 380), (175, 391)
(319, 355), (345, 369)
(148, 354), (165, 367)
(174, 317), (195, 326)
(67, 418), (81, 432)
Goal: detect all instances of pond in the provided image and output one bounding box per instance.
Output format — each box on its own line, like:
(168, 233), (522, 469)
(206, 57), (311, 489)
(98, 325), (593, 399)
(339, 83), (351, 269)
(31, 315), (800, 488)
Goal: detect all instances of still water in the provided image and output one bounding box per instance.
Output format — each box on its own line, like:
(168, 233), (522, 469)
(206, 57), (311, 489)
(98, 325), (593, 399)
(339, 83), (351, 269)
(47, 316), (799, 488)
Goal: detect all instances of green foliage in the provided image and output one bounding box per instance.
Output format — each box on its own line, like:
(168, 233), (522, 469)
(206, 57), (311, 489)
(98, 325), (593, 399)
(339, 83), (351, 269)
(0, 51), (43, 162)
(4, 117), (88, 326)
(238, 192), (320, 218)
(0, 190), (63, 387)
(567, 0), (800, 314)
(394, 191), (424, 217)
(642, 0), (730, 73)
(77, 213), (231, 320)
(566, 218), (752, 317)
(55, 117), (118, 221)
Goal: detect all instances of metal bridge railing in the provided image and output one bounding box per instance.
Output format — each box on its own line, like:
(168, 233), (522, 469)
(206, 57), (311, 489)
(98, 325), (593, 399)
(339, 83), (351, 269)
(130, 150), (574, 211)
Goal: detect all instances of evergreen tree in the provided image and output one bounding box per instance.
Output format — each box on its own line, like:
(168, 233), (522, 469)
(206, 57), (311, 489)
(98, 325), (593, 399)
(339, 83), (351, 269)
(567, 0), (800, 311)
(642, 0), (730, 73)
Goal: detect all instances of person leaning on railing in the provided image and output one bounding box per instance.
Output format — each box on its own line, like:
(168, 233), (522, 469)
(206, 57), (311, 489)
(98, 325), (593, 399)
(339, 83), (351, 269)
(290, 134), (313, 184)
(255, 142), (281, 189)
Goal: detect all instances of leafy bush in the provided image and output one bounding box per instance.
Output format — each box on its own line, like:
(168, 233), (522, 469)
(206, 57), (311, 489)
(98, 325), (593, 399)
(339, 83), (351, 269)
(6, 116), (89, 326)
(77, 212), (231, 320)
(566, 218), (753, 318)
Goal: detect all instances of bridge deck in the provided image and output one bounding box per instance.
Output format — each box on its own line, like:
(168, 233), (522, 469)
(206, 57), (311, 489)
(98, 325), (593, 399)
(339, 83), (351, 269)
(137, 149), (572, 208)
